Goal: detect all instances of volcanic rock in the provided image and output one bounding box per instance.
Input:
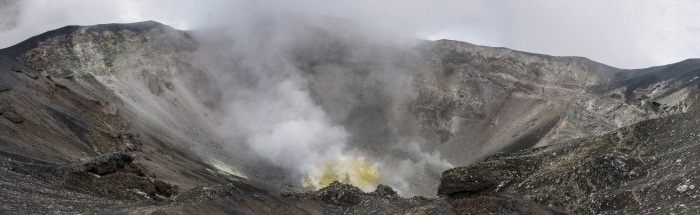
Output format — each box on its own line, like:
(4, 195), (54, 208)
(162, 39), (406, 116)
(64, 152), (179, 200)
(438, 108), (700, 214)
(1, 18), (700, 214)
(371, 184), (397, 197)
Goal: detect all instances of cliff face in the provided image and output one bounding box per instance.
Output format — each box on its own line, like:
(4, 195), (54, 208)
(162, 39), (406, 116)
(1, 20), (700, 214)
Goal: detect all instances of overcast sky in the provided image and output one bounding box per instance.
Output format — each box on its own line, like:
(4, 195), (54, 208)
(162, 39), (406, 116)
(1, 0), (698, 69)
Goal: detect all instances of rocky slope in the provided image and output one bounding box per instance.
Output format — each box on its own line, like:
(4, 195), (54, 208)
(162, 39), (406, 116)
(0, 19), (699, 214)
(439, 106), (700, 214)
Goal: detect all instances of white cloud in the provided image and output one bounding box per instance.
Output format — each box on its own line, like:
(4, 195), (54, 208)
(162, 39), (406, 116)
(1, 1), (699, 69)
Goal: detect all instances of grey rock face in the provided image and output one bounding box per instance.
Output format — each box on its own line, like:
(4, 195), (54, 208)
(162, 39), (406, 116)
(1, 19), (700, 214)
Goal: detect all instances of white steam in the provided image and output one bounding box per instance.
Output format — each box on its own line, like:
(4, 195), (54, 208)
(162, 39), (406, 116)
(220, 68), (349, 175)
(192, 12), (379, 191)
(381, 141), (454, 195)
(190, 11), (452, 195)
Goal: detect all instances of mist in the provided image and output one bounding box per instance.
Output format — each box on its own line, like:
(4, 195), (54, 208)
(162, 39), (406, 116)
(183, 10), (453, 195)
(3, 0), (700, 69)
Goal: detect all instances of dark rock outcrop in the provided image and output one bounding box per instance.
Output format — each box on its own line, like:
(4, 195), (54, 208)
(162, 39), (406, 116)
(64, 152), (179, 200)
(294, 181), (365, 206)
(286, 181), (452, 214)
(371, 184), (397, 197)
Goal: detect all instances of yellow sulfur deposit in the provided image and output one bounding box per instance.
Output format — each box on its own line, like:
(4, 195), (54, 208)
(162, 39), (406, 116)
(303, 156), (380, 191)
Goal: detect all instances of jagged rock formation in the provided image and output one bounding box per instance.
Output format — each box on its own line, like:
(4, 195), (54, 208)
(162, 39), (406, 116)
(1, 19), (700, 214)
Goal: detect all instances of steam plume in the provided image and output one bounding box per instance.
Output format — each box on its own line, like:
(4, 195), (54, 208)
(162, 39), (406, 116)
(192, 11), (452, 195)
